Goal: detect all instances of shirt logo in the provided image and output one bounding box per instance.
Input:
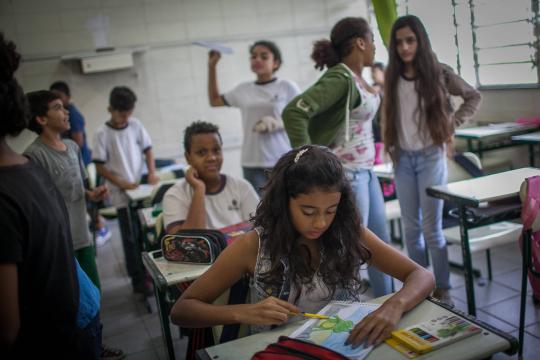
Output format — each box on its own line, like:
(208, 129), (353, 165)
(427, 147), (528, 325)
(228, 199), (240, 211)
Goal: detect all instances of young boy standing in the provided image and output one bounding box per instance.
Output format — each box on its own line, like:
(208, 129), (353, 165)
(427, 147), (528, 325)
(24, 90), (126, 360)
(50, 80), (112, 246)
(92, 86), (158, 295)
(163, 121), (259, 233)
(25, 90), (107, 290)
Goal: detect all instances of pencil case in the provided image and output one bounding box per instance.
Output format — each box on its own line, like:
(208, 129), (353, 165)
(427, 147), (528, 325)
(161, 229), (227, 264)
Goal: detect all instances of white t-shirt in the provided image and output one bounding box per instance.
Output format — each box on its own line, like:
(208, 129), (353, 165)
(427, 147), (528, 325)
(162, 175), (260, 230)
(92, 117), (152, 206)
(397, 76), (433, 151)
(333, 68), (380, 171)
(224, 78), (300, 168)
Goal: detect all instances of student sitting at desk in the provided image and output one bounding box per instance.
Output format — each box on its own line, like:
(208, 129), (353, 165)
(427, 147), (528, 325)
(162, 121), (259, 233)
(170, 145), (434, 348)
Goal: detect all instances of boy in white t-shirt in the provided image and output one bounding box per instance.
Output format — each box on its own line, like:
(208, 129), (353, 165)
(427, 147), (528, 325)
(163, 121), (259, 233)
(92, 86), (158, 295)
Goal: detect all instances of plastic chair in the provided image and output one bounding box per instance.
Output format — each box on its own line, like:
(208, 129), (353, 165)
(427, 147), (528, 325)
(518, 178), (540, 359)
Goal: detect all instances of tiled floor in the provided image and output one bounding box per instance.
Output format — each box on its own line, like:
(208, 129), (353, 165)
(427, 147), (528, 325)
(98, 220), (540, 359)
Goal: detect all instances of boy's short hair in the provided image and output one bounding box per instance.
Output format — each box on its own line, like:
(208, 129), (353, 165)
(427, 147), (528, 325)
(27, 90), (60, 134)
(49, 81), (70, 97)
(109, 86), (137, 111)
(184, 121), (222, 154)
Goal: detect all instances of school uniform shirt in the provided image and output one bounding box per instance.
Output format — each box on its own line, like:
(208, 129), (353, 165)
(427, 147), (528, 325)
(332, 65), (380, 170)
(24, 138), (92, 251)
(92, 117), (152, 207)
(0, 160), (80, 357)
(162, 175), (260, 230)
(223, 78), (300, 168)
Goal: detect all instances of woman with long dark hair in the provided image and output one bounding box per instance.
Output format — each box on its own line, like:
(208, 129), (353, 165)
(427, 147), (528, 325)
(282, 17), (392, 297)
(170, 145), (434, 347)
(383, 15), (481, 305)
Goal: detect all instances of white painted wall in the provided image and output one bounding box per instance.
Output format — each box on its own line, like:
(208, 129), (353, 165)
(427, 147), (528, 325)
(2, 0), (369, 178)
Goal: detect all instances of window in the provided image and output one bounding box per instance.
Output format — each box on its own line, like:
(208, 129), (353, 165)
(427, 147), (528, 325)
(392, 0), (539, 87)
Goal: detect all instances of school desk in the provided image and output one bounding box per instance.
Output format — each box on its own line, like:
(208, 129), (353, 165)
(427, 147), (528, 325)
(512, 131), (540, 166)
(455, 122), (538, 160)
(143, 249), (211, 360)
(196, 297), (518, 360)
(138, 206), (161, 251)
(427, 167), (540, 316)
(373, 162), (394, 180)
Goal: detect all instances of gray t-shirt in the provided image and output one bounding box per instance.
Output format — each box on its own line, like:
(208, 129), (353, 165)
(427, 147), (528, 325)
(25, 138), (91, 250)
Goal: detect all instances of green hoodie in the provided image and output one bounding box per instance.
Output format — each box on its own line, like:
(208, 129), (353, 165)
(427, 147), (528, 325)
(282, 63), (361, 147)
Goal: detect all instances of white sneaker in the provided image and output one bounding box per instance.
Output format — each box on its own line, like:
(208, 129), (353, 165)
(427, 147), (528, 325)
(96, 227), (111, 247)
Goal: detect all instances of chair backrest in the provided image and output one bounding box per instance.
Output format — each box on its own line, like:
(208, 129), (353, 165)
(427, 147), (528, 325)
(154, 212), (165, 241)
(447, 152), (484, 183)
(462, 152), (482, 170)
(520, 177), (540, 232)
(144, 180), (177, 207)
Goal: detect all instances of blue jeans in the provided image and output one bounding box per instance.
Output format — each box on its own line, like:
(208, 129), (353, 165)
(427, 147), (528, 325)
(347, 168), (393, 297)
(243, 167), (270, 195)
(394, 146), (451, 289)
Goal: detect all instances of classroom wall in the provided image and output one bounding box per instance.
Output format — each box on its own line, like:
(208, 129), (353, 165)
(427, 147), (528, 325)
(1, 0), (369, 178)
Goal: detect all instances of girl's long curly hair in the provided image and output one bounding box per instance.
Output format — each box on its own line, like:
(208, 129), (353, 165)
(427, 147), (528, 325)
(383, 15), (452, 161)
(252, 145), (371, 302)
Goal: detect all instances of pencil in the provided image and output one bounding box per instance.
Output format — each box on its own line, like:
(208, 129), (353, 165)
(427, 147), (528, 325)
(290, 312), (331, 320)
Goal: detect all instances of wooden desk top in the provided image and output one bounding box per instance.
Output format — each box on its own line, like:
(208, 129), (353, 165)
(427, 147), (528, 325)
(199, 297), (516, 360)
(142, 250), (210, 288)
(373, 162), (394, 179)
(455, 123), (538, 139)
(126, 179), (179, 202)
(427, 167), (540, 207)
(512, 131), (540, 143)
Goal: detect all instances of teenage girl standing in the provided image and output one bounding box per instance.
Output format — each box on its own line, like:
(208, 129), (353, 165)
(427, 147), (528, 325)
(207, 40), (300, 193)
(383, 15), (481, 304)
(283, 17), (392, 297)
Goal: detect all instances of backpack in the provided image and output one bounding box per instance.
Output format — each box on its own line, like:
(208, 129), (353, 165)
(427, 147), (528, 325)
(161, 229), (227, 264)
(251, 336), (348, 360)
(520, 176), (540, 298)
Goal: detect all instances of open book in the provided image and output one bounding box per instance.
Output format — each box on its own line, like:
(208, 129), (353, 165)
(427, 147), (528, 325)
(290, 301), (380, 360)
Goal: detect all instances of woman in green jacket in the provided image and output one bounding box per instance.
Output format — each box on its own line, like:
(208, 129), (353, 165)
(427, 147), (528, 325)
(282, 17), (392, 297)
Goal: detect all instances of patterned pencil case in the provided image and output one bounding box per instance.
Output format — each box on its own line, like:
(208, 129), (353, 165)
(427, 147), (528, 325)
(161, 229), (227, 264)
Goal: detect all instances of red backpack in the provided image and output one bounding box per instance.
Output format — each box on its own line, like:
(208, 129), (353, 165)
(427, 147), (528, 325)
(520, 175), (540, 299)
(251, 336), (348, 360)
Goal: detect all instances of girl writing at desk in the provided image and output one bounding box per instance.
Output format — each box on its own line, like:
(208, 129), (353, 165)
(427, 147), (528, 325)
(171, 145), (434, 347)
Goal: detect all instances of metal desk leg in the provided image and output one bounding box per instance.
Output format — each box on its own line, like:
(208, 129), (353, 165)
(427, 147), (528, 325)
(477, 141), (483, 160)
(459, 205), (477, 316)
(154, 285), (175, 360)
(467, 139), (473, 153)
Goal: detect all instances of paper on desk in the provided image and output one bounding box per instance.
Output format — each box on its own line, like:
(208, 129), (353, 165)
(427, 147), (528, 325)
(290, 301), (379, 360)
(192, 41), (233, 54)
(487, 122), (524, 129)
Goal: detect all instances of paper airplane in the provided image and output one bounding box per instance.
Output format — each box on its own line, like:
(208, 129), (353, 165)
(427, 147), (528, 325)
(192, 41), (233, 55)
